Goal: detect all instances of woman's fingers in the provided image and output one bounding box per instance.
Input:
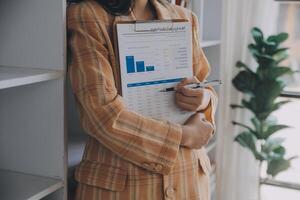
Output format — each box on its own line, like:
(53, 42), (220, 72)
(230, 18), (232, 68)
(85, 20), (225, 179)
(176, 100), (196, 111)
(176, 92), (201, 106)
(178, 86), (203, 97)
(175, 88), (212, 111)
(175, 76), (212, 112)
(176, 76), (200, 89)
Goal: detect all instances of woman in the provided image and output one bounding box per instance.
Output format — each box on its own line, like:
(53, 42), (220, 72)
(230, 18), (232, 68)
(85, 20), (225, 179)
(67, 0), (218, 199)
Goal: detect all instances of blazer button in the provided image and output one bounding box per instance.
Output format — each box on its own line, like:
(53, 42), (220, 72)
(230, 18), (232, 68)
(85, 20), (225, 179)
(165, 186), (175, 198)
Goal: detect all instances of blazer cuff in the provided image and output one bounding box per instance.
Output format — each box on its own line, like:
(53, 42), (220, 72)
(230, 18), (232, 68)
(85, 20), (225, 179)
(141, 122), (182, 175)
(159, 122), (182, 175)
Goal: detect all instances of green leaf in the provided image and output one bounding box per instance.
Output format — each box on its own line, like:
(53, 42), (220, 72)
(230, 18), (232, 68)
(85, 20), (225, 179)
(273, 146), (285, 155)
(267, 158), (290, 177)
(262, 124), (290, 139)
(263, 41), (277, 53)
(273, 50), (289, 64)
(242, 99), (257, 114)
(230, 104), (245, 109)
(271, 48), (289, 55)
(270, 146), (286, 159)
(251, 82), (284, 119)
(261, 137), (286, 160)
(267, 33), (289, 44)
(254, 54), (275, 66)
(235, 132), (257, 150)
(232, 121), (256, 134)
(251, 118), (260, 131)
(241, 98), (271, 120)
(274, 100), (291, 107)
(251, 117), (262, 138)
(254, 81), (284, 104)
(269, 100), (291, 113)
(251, 27), (264, 45)
(232, 71), (258, 95)
(248, 44), (261, 56)
(277, 33), (289, 43)
(236, 61), (253, 72)
(269, 67), (293, 79)
(257, 65), (294, 80)
(264, 137), (285, 151)
(256, 151), (269, 161)
(288, 156), (299, 161)
(235, 132), (260, 159)
(248, 43), (276, 66)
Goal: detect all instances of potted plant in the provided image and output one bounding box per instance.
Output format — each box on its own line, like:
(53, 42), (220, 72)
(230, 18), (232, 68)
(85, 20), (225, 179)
(231, 27), (297, 200)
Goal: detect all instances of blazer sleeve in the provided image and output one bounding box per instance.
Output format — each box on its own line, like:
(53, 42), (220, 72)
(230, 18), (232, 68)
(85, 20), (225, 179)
(67, 5), (182, 175)
(191, 12), (218, 133)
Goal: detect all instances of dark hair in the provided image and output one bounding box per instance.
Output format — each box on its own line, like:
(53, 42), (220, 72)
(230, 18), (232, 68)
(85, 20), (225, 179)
(97, 0), (133, 15)
(68, 0), (169, 16)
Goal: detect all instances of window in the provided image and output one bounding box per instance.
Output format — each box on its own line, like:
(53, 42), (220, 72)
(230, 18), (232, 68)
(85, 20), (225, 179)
(261, 2), (300, 200)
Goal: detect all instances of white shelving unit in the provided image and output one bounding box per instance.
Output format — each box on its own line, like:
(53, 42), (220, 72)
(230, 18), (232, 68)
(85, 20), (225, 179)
(201, 40), (221, 48)
(67, 132), (87, 199)
(0, 66), (63, 90)
(67, 79), (87, 199)
(191, 0), (223, 199)
(0, 0), (66, 200)
(0, 170), (63, 200)
(206, 139), (217, 153)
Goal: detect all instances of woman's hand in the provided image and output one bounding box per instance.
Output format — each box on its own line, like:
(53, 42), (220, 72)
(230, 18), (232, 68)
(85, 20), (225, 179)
(175, 77), (211, 111)
(180, 113), (214, 149)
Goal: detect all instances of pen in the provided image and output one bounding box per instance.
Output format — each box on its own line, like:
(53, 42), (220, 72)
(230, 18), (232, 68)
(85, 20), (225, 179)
(159, 79), (222, 92)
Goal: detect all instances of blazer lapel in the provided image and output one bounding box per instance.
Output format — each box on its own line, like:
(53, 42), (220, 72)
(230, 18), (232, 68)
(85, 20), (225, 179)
(150, 0), (172, 20)
(112, 0), (180, 23)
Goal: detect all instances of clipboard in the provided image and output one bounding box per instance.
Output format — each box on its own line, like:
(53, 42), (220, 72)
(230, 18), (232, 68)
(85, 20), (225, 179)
(116, 19), (188, 31)
(114, 19), (194, 124)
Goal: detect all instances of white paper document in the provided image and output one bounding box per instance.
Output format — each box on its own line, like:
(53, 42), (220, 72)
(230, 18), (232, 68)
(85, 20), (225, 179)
(116, 21), (193, 124)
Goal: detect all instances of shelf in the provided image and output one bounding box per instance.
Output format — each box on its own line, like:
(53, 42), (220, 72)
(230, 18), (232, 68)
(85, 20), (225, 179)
(206, 140), (217, 153)
(68, 134), (87, 171)
(201, 40), (221, 48)
(0, 169), (63, 200)
(0, 66), (64, 90)
(68, 134), (87, 198)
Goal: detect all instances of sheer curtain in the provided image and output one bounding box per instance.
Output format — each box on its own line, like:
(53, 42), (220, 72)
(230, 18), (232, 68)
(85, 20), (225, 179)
(216, 0), (279, 200)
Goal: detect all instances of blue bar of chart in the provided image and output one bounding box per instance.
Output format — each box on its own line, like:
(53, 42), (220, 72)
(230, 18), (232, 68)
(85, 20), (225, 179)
(125, 55), (155, 73)
(126, 56), (135, 73)
(146, 66), (155, 71)
(136, 61), (145, 72)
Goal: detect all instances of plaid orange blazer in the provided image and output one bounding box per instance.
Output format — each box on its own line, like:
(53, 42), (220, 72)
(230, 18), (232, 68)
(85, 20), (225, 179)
(67, 0), (218, 199)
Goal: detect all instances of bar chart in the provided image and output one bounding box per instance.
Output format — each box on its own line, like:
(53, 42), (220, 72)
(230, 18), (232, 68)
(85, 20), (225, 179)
(126, 56), (156, 73)
(117, 21), (193, 123)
